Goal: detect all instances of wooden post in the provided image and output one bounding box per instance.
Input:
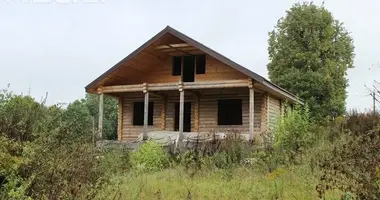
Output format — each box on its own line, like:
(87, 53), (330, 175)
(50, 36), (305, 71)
(249, 87), (255, 141)
(117, 97), (123, 141)
(98, 93), (104, 140)
(161, 95), (167, 130)
(176, 81), (184, 149)
(194, 95), (200, 132)
(179, 90), (184, 139)
(143, 91), (149, 140)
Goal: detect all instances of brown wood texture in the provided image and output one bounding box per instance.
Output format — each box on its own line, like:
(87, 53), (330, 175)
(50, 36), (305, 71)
(267, 94), (281, 131)
(120, 89), (264, 140)
(100, 54), (249, 87)
(117, 97), (123, 141)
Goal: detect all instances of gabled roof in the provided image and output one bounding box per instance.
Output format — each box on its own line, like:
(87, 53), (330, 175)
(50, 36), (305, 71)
(85, 26), (302, 104)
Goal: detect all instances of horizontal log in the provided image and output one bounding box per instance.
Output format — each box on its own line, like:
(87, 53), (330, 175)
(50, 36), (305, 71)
(100, 79), (249, 93)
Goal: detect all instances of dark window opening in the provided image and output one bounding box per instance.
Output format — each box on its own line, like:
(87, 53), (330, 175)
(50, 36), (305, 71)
(171, 54), (206, 77)
(133, 102), (154, 126)
(182, 56), (195, 82)
(172, 56), (182, 76)
(218, 99), (242, 125)
(195, 55), (206, 74)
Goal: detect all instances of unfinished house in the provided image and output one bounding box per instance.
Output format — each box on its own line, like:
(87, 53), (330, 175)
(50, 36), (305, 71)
(85, 26), (302, 142)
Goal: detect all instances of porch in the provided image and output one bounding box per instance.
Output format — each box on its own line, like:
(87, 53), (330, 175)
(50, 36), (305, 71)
(97, 79), (283, 142)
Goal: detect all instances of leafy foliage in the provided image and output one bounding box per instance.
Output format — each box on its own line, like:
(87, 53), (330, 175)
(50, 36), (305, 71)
(267, 2), (355, 119)
(84, 94), (118, 140)
(317, 113), (380, 199)
(131, 141), (170, 172)
(274, 105), (313, 162)
(0, 89), (109, 199)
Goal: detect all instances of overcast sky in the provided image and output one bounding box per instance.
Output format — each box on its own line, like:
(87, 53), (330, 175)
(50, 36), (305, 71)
(0, 0), (379, 111)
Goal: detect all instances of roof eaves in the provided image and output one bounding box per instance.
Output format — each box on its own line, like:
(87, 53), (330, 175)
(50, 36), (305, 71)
(85, 26), (172, 92)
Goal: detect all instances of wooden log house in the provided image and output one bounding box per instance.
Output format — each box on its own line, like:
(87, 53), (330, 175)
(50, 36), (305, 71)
(85, 26), (302, 141)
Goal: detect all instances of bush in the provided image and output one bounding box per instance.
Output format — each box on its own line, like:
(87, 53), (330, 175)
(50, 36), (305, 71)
(131, 141), (169, 172)
(0, 89), (110, 199)
(317, 113), (380, 199)
(274, 105), (313, 162)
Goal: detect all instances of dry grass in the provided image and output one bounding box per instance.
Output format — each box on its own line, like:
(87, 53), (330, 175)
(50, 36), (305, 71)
(96, 164), (342, 200)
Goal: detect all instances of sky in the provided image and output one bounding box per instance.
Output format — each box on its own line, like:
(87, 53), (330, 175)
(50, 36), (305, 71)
(0, 0), (379, 111)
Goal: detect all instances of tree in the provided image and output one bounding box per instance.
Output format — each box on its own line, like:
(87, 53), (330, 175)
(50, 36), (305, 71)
(84, 94), (118, 140)
(267, 2), (355, 119)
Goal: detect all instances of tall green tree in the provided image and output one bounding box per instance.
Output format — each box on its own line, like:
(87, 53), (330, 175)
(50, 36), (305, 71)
(84, 94), (118, 140)
(267, 2), (355, 119)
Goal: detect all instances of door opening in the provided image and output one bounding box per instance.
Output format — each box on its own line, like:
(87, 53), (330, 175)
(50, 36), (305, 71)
(182, 56), (195, 82)
(174, 102), (191, 132)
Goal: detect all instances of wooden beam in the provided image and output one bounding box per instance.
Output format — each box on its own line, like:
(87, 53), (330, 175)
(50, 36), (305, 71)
(183, 81), (248, 89)
(194, 95), (200, 132)
(155, 43), (190, 49)
(161, 95), (167, 130)
(143, 91), (149, 140)
(98, 93), (104, 140)
(167, 44), (192, 56)
(100, 80), (248, 94)
(117, 97), (123, 141)
(249, 87), (255, 141)
(179, 90), (184, 139)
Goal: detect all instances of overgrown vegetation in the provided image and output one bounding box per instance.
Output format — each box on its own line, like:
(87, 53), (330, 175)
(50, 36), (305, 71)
(1, 87), (379, 199)
(2, 2), (379, 200)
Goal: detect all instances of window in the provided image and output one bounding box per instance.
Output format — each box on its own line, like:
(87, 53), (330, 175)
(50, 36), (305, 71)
(171, 54), (206, 76)
(195, 55), (206, 74)
(218, 99), (242, 125)
(133, 102), (154, 125)
(172, 56), (182, 76)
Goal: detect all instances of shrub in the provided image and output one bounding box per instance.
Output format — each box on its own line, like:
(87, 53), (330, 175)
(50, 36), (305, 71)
(317, 113), (380, 199)
(131, 141), (169, 172)
(0, 89), (109, 199)
(274, 105), (313, 162)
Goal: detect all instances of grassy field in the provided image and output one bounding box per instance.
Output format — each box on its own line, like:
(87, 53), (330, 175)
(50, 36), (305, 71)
(97, 164), (341, 200)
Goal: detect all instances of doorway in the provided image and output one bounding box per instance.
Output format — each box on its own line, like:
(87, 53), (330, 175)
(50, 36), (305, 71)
(174, 102), (192, 132)
(182, 56), (195, 82)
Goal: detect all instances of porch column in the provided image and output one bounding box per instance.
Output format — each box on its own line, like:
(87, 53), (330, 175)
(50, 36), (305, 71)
(179, 89), (184, 139)
(175, 81), (184, 149)
(143, 90), (149, 140)
(249, 87), (255, 140)
(117, 97), (123, 141)
(98, 93), (104, 139)
(248, 78), (255, 141)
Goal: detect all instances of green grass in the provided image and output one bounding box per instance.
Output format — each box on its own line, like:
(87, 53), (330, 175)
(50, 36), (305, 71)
(96, 164), (342, 200)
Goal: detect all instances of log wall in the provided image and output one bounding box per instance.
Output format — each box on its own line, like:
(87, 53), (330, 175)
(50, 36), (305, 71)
(120, 89), (265, 141)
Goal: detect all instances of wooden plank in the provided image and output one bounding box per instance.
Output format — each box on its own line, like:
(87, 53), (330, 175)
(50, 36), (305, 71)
(249, 87), (254, 140)
(98, 93), (104, 139)
(118, 97), (123, 141)
(143, 91), (149, 140)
